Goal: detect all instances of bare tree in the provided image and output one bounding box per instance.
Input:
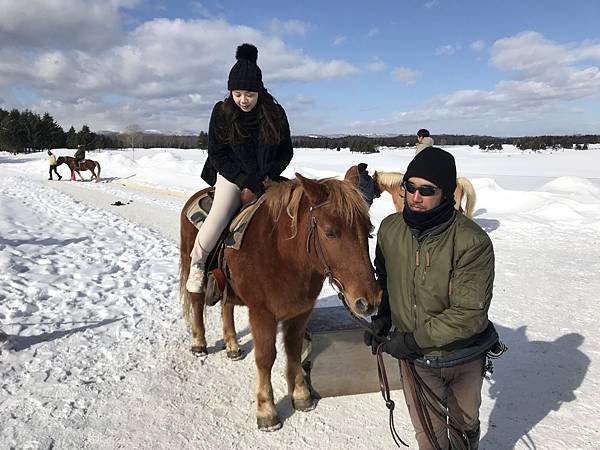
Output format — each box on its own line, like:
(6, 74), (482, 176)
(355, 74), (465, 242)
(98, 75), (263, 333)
(121, 124), (143, 161)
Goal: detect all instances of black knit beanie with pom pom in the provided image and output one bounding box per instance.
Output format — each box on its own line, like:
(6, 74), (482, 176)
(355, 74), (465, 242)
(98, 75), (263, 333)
(227, 43), (264, 92)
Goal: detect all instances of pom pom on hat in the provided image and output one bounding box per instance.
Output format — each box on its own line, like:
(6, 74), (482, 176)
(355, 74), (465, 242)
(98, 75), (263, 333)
(236, 43), (258, 64)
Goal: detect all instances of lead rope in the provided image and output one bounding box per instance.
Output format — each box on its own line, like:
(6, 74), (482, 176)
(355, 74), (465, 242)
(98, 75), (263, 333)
(306, 206), (408, 448)
(377, 343), (410, 447)
(408, 364), (470, 450)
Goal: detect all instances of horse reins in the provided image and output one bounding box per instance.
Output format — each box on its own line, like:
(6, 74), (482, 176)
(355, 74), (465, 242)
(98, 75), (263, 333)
(306, 200), (469, 449)
(306, 201), (408, 447)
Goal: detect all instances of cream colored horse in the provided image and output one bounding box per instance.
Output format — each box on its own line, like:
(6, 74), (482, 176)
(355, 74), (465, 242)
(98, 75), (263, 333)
(372, 170), (477, 218)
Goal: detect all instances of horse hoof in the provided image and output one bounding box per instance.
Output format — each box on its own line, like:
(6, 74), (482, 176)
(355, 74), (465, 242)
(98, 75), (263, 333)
(191, 345), (207, 356)
(257, 417), (282, 431)
(226, 349), (243, 360)
(292, 398), (315, 412)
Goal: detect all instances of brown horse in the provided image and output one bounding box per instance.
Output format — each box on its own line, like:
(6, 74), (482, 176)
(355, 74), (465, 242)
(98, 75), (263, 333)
(180, 173), (381, 431)
(56, 156), (101, 182)
(371, 170), (477, 218)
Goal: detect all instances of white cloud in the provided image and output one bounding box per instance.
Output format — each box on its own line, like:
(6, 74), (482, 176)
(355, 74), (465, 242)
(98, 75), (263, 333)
(435, 44), (461, 56)
(0, 0), (138, 49)
(489, 31), (598, 74)
(470, 40), (485, 51)
(366, 28), (379, 38)
(190, 2), (216, 19)
(424, 0), (439, 9)
(270, 19), (310, 36)
(349, 32), (600, 134)
(334, 35), (347, 46)
(283, 94), (315, 112)
(0, 16), (358, 132)
(366, 60), (386, 72)
(489, 31), (600, 99)
(270, 59), (359, 81)
(391, 67), (421, 84)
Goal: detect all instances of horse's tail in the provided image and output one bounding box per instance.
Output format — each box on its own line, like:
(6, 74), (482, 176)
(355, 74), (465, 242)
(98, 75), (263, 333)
(95, 161), (101, 181)
(180, 210), (196, 323)
(457, 177), (476, 218)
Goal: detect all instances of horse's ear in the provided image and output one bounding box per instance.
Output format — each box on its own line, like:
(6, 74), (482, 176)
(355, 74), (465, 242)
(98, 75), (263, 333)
(344, 166), (360, 187)
(295, 173), (328, 205)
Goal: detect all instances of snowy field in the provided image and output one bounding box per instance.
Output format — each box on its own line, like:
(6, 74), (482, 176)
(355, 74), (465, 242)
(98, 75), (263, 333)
(1, 145), (600, 449)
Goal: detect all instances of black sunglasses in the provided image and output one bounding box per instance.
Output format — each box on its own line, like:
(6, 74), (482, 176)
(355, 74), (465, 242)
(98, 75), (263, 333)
(402, 181), (440, 197)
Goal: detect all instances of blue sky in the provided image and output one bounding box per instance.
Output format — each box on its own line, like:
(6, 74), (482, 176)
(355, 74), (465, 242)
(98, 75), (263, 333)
(1, 0), (599, 136)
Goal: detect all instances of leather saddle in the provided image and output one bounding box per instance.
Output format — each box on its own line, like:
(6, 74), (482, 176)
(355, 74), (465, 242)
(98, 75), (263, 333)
(185, 189), (265, 306)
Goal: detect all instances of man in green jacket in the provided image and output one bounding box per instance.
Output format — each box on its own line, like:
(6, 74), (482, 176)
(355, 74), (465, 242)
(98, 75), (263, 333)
(366, 147), (496, 450)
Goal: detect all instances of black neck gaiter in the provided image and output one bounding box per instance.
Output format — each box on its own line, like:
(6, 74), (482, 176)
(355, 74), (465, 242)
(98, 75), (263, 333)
(403, 197), (456, 231)
(239, 107), (259, 132)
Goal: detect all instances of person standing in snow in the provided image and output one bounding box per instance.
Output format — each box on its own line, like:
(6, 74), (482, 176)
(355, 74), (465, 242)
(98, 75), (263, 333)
(47, 150), (62, 180)
(416, 128), (434, 154)
(365, 147), (498, 449)
(186, 43), (293, 293)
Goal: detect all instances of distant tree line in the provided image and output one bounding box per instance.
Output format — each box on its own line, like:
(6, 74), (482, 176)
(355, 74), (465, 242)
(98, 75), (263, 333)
(0, 108), (123, 153)
(293, 134), (599, 151)
(0, 107), (205, 154)
(2, 107), (598, 154)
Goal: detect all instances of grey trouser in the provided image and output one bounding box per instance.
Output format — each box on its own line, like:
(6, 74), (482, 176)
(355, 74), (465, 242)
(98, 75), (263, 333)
(190, 174), (241, 266)
(401, 356), (485, 450)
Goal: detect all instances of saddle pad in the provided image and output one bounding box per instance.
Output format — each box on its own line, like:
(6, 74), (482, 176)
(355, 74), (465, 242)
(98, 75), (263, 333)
(226, 196), (266, 250)
(184, 188), (215, 229)
(184, 188), (266, 251)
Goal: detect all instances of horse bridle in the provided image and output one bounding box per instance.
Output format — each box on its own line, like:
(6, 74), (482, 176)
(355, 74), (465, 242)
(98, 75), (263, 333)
(305, 199), (469, 450)
(305, 200), (409, 447)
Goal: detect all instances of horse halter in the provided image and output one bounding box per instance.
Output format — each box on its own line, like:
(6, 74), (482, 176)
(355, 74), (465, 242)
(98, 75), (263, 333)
(305, 199), (370, 316)
(304, 199), (409, 447)
(305, 200), (344, 292)
(305, 199), (375, 322)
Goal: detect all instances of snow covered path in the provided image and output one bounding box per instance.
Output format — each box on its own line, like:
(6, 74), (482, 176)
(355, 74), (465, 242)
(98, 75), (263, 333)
(0, 175), (402, 449)
(2, 147), (600, 449)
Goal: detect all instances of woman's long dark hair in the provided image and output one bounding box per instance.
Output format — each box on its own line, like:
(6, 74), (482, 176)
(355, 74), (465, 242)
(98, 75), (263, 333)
(220, 90), (283, 145)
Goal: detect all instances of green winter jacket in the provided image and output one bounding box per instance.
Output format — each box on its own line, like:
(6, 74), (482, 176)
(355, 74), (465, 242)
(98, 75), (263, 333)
(375, 211), (494, 357)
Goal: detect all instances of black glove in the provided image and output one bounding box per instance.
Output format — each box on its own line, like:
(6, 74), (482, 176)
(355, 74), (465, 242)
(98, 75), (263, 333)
(242, 175), (265, 197)
(382, 332), (423, 360)
(363, 315), (392, 355)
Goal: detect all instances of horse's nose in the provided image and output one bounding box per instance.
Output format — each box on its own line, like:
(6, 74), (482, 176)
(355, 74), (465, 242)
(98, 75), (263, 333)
(354, 297), (369, 315)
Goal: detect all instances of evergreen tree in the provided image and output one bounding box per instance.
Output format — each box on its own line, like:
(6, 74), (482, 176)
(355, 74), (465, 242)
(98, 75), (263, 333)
(0, 109), (26, 153)
(66, 126), (78, 148)
(197, 130), (208, 149)
(40, 113), (66, 149)
(78, 125), (94, 149)
(20, 109), (43, 151)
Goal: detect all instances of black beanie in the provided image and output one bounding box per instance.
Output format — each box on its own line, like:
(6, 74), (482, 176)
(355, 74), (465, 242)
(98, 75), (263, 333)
(227, 43), (264, 92)
(403, 147), (457, 197)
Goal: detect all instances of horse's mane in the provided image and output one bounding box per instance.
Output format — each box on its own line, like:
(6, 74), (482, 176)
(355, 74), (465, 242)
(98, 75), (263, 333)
(264, 178), (372, 238)
(373, 171), (404, 190)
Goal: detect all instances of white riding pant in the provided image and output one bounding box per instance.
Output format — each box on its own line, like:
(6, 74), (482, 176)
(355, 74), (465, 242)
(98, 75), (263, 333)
(190, 174), (241, 266)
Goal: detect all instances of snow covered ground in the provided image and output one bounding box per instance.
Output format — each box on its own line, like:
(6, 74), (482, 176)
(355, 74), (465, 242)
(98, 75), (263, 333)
(1, 145), (599, 449)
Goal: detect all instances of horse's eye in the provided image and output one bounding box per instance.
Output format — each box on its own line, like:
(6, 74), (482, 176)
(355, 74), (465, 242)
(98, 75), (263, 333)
(324, 229), (337, 239)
